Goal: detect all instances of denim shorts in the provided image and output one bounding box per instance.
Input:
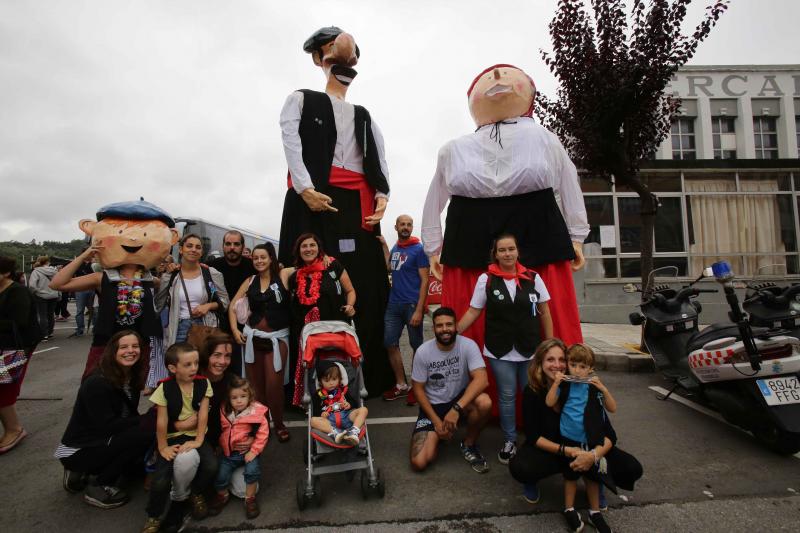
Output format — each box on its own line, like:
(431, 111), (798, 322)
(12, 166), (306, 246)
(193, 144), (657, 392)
(327, 409), (353, 430)
(383, 302), (424, 350)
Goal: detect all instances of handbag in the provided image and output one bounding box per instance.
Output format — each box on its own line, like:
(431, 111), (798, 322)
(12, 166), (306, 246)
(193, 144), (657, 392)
(179, 272), (222, 350)
(233, 276), (255, 324)
(0, 324), (29, 385)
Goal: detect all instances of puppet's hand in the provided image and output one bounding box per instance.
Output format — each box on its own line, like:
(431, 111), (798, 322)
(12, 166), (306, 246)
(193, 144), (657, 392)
(429, 255), (443, 281)
(364, 197), (388, 226)
(571, 241), (586, 272)
(301, 189), (338, 213)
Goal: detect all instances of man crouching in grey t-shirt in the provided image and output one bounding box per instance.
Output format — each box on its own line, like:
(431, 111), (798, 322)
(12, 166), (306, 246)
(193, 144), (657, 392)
(409, 307), (492, 473)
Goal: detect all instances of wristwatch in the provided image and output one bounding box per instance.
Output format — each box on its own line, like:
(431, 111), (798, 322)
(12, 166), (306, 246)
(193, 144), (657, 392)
(451, 402), (463, 414)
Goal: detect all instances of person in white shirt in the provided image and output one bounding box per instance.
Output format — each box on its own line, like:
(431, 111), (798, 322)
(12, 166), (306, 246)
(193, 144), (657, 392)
(277, 26), (394, 396)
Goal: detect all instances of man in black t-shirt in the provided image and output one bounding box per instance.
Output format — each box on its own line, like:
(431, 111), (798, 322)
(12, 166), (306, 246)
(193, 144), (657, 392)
(208, 230), (256, 376)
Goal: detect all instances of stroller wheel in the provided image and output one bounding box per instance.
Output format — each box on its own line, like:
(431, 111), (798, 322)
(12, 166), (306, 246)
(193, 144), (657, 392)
(360, 470), (370, 500)
(375, 468), (386, 498)
(296, 480), (310, 511)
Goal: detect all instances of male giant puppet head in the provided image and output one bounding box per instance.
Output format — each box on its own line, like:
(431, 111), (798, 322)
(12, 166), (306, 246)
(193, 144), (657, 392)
(79, 200), (179, 270)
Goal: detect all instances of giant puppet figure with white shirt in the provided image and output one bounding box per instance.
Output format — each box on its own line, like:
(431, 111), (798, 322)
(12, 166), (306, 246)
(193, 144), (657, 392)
(278, 27), (393, 395)
(421, 64), (589, 354)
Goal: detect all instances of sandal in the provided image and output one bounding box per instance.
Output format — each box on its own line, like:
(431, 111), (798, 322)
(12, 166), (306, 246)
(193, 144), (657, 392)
(0, 428), (27, 455)
(276, 427), (291, 443)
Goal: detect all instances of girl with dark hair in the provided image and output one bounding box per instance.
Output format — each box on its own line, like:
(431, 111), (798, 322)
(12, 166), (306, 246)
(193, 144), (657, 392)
(228, 243), (292, 442)
(156, 233), (229, 346)
(280, 233), (356, 406)
(457, 233), (553, 465)
(56, 330), (154, 509)
(0, 256), (41, 454)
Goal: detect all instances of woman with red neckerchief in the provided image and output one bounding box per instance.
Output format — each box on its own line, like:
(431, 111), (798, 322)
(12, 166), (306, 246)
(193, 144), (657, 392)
(457, 233), (553, 466)
(280, 233), (356, 406)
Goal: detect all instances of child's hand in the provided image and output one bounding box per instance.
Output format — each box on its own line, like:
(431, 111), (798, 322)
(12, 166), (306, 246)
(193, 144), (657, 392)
(342, 401), (351, 410)
(590, 376), (607, 392)
(178, 440), (200, 454)
(244, 451), (257, 463)
(554, 371), (565, 385)
(159, 445), (180, 461)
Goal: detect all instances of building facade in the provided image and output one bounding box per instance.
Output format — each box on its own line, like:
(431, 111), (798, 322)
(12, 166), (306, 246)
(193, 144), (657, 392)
(577, 65), (800, 323)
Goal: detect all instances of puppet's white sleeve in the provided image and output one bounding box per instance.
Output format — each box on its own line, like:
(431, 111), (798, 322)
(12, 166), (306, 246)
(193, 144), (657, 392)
(553, 138), (590, 242)
(421, 146), (451, 257)
(371, 120), (390, 199)
(279, 91), (314, 194)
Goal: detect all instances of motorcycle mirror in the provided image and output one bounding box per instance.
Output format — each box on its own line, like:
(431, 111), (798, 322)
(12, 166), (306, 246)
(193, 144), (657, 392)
(622, 283), (640, 293)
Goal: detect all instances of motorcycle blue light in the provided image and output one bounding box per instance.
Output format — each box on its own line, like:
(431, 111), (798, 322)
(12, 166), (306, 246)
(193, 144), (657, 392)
(711, 261), (734, 281)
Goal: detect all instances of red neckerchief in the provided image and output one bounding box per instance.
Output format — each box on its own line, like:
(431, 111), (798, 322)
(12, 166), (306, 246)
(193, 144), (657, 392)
(296, 257), (328, 306)
(395, 236), (421, 248)
(487, 262), (533, 288)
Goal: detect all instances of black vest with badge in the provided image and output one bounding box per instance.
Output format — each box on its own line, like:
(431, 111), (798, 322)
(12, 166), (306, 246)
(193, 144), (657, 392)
(161, 376), (209, 433)
(483, 273), (541, 358)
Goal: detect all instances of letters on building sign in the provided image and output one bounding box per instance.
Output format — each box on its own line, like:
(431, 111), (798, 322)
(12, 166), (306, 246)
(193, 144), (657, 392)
(669, 74), (800, 98)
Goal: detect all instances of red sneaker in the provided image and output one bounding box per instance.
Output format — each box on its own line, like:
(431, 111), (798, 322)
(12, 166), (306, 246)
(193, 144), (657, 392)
(382, 385), (409, 401)
(406, 388), (417, 406)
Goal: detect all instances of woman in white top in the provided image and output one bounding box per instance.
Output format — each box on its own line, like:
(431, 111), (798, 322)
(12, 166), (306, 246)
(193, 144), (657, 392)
(156, 234), (229, 346)
(457, 234), (553, 465)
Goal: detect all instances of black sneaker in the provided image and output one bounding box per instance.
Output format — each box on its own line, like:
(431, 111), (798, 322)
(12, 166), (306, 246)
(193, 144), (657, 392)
(460, 441), (489, 474)
(161, 500), (190, 533)
(563, 508), (584, 532)
(498, 440), (517, 465)
(588, 511), (612, 533)
(63, 468), (87, 493)
(83, 484), (129, 509)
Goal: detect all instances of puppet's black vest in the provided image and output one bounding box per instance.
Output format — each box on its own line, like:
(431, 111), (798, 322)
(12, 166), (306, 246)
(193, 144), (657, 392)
(484, 274), (541, 358)
(296, 89), (389, 195)
(93, 271), (161, 346)
(161, 376), (209, 433)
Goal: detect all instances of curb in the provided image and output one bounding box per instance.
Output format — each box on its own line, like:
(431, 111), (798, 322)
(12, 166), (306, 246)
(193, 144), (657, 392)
(585, 337), (655, 373)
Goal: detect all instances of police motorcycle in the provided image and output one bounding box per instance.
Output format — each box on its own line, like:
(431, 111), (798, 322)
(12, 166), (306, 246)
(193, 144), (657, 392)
(742, 264), (800, 339)
(627, 261), (800, 454)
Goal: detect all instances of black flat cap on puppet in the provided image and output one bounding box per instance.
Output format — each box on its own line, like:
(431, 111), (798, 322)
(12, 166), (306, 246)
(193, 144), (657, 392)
(96, 200), (175, 228)
(302, 26), (360, 58)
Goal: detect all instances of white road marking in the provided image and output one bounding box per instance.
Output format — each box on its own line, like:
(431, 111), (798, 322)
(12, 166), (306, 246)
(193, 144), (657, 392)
(33, 346), (59, 354)
(649, 385), (800, 460)
(281, 416), (417, 428)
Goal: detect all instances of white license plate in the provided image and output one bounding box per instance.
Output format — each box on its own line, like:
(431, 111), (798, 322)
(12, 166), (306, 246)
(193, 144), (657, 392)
(757, 376), (800, 406)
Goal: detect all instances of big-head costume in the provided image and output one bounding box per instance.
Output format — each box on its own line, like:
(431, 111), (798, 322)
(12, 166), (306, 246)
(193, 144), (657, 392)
(421, 64), (588, 359)
(278, 27), (392, 395)
(78, 200), (178, 379)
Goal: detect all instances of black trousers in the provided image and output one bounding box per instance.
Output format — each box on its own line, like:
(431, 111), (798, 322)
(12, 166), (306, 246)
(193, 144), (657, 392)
(146, 435), (217, 518)
(60, 424), (153, 486)
(509, 442), (643, 492)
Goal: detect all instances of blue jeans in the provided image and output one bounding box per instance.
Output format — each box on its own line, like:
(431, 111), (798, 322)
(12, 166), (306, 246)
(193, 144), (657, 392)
(215, 452), (261, 490)
(383, 302), (423, 352)
(74, 290), (95, 334)
(175, 317), (203, 343)
(487, 357), (530, 442)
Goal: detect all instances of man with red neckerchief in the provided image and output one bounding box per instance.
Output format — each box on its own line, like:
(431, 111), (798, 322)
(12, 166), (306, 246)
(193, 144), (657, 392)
(378, 215), (430, 405)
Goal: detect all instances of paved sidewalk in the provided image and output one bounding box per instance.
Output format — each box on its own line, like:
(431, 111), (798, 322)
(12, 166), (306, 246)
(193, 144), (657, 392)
(581, 323), (655, 373)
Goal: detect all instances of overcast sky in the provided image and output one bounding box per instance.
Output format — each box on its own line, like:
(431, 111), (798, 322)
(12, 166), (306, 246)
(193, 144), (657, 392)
(2, 0), (799, 244)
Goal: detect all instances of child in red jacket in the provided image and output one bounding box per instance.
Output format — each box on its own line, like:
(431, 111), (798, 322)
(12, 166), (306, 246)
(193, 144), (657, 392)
(208, 376), (268, 519)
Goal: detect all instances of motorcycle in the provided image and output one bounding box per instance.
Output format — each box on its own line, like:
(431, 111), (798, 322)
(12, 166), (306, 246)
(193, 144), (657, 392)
(627, 261), (800, 454)
(743, 264), (800, 338)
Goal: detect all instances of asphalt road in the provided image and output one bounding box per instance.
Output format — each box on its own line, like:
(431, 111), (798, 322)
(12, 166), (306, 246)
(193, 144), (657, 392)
(2, 314), (799, 532)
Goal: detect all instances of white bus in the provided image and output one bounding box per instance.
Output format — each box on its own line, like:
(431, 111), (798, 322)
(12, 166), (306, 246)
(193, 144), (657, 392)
(171, 217), (278, 262)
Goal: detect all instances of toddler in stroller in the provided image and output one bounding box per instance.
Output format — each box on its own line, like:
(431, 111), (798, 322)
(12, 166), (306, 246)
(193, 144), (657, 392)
(296, 321), (384, 509)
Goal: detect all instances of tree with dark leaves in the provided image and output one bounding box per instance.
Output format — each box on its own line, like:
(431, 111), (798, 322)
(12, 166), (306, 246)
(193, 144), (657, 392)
(536, 0), (729, 292)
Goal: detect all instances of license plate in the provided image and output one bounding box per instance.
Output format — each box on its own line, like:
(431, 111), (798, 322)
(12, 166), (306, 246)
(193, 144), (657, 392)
(757, 376), (800, 406)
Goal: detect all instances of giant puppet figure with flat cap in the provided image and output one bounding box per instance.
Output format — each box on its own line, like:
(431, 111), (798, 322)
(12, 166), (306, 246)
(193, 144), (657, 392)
(278, 27), (392, 396)
(421, 64), (589, 387)
(51, 200), (179, 380)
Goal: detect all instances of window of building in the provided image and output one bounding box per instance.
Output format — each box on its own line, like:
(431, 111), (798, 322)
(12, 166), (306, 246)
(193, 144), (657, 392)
(753, 116), (778, 159)
(711, 116), (736, 159)
(796, 115), (800, 153)
(670, 118), (696, 160)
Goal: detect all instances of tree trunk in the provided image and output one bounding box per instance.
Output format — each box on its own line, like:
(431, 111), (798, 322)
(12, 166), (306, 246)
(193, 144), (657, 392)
(616, 170), (659, 298)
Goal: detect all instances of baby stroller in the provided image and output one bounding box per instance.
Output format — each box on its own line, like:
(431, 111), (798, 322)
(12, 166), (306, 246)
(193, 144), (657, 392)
(296, 320), (385, 510)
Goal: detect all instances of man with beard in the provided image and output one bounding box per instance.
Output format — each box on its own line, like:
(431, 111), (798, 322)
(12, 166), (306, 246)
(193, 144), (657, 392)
(379, 215), (429, 405)
(409, 307), (491, 473)
(209, 230), (256, 376)
(278, 26), (392, 396)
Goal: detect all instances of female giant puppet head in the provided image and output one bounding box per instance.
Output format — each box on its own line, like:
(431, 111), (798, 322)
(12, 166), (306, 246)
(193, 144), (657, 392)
(467, 64), (536, 127)
(78, 200), (179, 270)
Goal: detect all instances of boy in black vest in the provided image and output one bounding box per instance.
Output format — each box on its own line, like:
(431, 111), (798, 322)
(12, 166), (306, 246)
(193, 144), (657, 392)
(143, 343), (215, 533)
(545, 344), (617, 533)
